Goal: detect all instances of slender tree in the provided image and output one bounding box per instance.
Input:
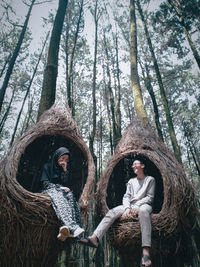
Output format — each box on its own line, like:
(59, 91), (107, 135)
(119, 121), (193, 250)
(130, 0), (148, 124)
(20, 97), (34, 134)
(10, 32), (49, 146)
(137, 0), (182, 163)
(102, 61), (114, 155)
(103, 33), (118, 149)
(64, 15), (70, 108)
(0, 53), (11, 79)
(139, 60), (164, 141)
(37, 0), (69, 119)
(0, 87), (16, 135)
(113, 32), (122, 143)
(0, 0), (36, 113)
(67, 0), (84, 113)
(89, 0), (100, 163)
(182, 120), (200, 176)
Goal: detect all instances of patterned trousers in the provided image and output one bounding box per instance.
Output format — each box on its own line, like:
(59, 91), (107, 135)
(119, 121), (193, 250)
(42, 181), (82, 234)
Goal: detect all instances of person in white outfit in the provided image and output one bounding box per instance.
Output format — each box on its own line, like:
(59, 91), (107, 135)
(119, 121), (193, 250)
(80, 157), (155, 267)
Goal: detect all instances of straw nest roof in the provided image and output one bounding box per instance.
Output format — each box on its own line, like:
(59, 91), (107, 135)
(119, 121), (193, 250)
(96, 119), (199, 266)
(0, 103), (95, 267)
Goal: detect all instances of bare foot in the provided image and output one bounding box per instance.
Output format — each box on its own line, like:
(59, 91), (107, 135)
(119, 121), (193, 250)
(79, 235), (99, 248)
(88, 234), (99, 247)
(141, 255), (151, 266)
(57, 226), (70, 241)
(142, 247), (151, 266)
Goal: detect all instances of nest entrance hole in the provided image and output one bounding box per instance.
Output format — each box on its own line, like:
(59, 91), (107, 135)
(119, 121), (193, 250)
(16, 134), (88, 200)
(106, 155), (164, 214)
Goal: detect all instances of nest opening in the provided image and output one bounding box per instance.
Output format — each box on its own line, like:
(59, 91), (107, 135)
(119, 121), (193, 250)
(17, 134), (88, 200)
(106, 154), (164, 214)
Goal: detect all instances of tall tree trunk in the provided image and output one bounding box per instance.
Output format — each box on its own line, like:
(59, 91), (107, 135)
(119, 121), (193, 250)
(37, 0), (68, 119)
(139, 60), (164, 141)
(0, 87), (16, 135)
(124, 98), (133, 123)
(97, 97), (103, 176)
(130, 0), (148, 124)
(65, 17), (70, 107)
(10, 32), (49, 146)
(67, 0), (84, 113)
(0, 53), (11, 78)
(103, 66), (114, 155)
(137, 0), (182, 163)
(114, 33), (122, 143)
(0, 0), (36, 113)
(89, 0), (98, 164)
(105, 91), (114, 155)
(104, 33), (118, 149)
(187, 140), (200, 177)
(89, 6), (104, 267)
(183, 26), (200, 69)
(182, 121), (200, 176)
(20, 98), (33, 135)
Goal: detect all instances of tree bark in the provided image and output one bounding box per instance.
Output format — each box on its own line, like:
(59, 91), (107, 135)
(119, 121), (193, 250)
(0, 0), (36, 113)
(37, 0), (68, 119)
(20, 98), (33, 135)
(182, 121), (200, 176)
(67, 0), (84, 113)
(114, 33), (122, 143)
(139, 61), (164, 141)
(89, 0), (98, 163)
(0, 53), (11, 78)
(104, 33), (118, 149)
(183, 25), (200, 69)
(10, 32), (49, 146)
(137, 0), (182, 163)
(0, 87), (16, 135)
(130, 0), (148, 124)
(64, 16), (70, 108)
(103, 66), (114, 155)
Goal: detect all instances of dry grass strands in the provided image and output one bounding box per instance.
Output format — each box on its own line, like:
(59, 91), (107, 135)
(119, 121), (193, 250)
(0, 103), (95, 267)
(96, 119), (199, 266)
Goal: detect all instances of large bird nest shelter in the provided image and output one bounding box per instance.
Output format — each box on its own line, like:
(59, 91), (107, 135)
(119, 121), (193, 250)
(0, 103), (95, 267)
(96, 119), (199, 267)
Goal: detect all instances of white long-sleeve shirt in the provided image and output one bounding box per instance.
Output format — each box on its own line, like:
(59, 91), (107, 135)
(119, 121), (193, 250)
(123, 176), (155, 209)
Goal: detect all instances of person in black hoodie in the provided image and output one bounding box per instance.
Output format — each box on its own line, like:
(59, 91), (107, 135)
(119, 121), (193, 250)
(40, 147), (84, 241)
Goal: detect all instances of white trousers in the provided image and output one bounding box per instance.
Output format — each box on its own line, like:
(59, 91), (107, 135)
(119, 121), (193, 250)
(93, 204), (152, 247)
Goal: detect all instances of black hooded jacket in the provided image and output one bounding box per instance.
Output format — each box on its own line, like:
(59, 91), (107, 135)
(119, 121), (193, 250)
(40, 147), (70, 185)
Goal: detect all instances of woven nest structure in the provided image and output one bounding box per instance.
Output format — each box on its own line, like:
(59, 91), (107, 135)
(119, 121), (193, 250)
(96, 119), (199, 267)
(0, 103), (95, 267)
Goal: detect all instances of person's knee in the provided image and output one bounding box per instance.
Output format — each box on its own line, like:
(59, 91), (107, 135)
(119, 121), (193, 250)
(139, 206), (150, 219)
(106, 206), (123, 219)
(106, 208), (116, 218)
(65, 191), (74, 201)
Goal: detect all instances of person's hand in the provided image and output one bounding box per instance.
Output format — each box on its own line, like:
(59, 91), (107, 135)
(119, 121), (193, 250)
(121, 208), (131, 220)
(59, 160), (67, 172)
(130, 207), (139, 218)
(61, 187), (71, 193)
(65, 187), (70, 193)
(57, 155), (68, 171)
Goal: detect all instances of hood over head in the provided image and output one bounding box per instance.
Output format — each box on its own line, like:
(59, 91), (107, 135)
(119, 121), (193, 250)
(40, 147), (70, 184)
